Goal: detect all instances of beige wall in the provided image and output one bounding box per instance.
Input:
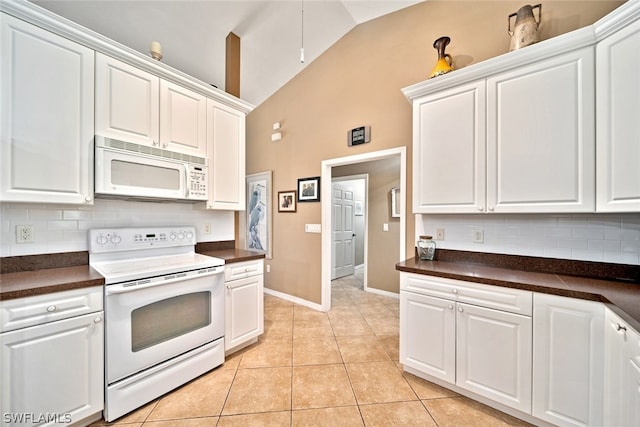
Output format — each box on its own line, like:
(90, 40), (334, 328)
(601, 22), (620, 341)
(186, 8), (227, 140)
(245, 0), (623, 304)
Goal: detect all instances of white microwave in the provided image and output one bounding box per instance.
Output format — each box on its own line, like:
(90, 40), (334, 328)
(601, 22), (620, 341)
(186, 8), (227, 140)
(95, 136), (208, 201)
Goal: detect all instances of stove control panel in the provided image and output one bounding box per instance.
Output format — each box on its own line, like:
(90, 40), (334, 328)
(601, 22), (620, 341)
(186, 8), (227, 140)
(89, 227), (197, 253)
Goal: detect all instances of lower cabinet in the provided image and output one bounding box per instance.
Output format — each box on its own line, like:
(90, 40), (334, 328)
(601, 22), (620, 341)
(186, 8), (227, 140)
(224, 259), (264, 353)
(399, 273), (533, 413)
(605, 308), (640, 427)
(532, 293), (604, 427)
(0, 288), (104, 426)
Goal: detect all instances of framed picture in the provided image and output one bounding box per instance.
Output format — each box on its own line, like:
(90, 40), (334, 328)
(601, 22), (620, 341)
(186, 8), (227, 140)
(297, 176), (320, 202)
(391, 187), (400, 218)
(278, 190), (297, 212)
(246, 171), (272, 258)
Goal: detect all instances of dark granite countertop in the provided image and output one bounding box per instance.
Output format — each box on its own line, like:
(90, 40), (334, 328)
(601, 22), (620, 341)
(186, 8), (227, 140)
(0, 265), (105, 301)
(397, 257), (640, 333)
(0, 244), (264, 301)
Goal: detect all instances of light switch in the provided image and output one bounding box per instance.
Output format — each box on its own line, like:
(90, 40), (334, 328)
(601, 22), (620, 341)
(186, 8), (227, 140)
(305, 224), (322, 233)
(383, 223), (389, 232)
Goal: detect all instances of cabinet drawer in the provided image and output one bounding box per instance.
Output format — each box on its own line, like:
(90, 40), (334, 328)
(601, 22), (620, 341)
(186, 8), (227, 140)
(400, 273), (532, 316)
(1, 286), (103, 332)
(224, 259), (264, 281)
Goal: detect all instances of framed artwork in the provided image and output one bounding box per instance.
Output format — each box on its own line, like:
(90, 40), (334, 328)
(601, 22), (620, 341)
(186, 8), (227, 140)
(391, 187), (400, 218)
(246, 171), (272, 258)
(278, 190), (297, 212)
(297, 176), (320, 202)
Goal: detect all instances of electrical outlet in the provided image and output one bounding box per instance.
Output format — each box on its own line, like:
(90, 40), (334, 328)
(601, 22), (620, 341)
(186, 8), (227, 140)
(266, 264), (271, 273)
(16, 225), (35, 243)
(204, 223), (211, 234)
(436, 228), (445, 240)
(473, 229), (484, 243)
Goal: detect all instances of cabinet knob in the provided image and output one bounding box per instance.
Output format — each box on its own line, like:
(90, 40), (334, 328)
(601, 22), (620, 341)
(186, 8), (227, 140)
(85, 196), (92, 202)
(478, 206), (483, 211)
(47, 305), (56, 312)
(94, 317), (102, 323)
(488, 206), (495, 211)
(448, 304), (454, 310)
(616, 323), (627, 332)
(452, 289), (459, 294)
(153, 141), (159, 146)
(458, 306), (464, 313)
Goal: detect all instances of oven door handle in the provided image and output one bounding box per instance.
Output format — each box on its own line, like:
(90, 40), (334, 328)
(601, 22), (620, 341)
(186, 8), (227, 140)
(104, 266), (225, 295)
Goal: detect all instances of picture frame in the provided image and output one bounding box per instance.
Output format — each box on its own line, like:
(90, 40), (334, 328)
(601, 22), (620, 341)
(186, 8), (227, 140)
(391, 187), (401, 218)
(278, 190), (297, 212)
(297, 176), (321, 202)
(245, 171), (272, 259)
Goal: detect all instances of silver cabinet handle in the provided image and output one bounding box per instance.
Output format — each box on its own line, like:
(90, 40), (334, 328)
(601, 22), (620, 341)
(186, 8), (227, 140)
(616, 323), (627, 332)
(94, 317), (102, 323)
(448, 304), (454, 310)
(47, 305), (56, 312)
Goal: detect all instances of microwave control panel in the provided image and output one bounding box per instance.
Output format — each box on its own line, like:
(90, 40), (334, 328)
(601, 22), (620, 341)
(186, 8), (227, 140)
(188, 165), (208, 199)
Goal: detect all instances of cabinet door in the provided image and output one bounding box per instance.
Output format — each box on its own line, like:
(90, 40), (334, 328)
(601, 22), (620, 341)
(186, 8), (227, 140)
(412, 81), (486, 213)
(0, 312), (104, 426)
(225, 273), (264, 351)
(160, 80), (207, 156)
(532, 293), (604, 427)
(95, 53), (160, 146)
(399, 291), (455, 383)
(487, 47), (595, 213)
(456, 303), (532, 413)
(0, 14), (94, 204)
(596, 18), (640, 212)
(603, 308), (627, 426)
(627, 326), (640, 427)
(206, 99), (246, 210)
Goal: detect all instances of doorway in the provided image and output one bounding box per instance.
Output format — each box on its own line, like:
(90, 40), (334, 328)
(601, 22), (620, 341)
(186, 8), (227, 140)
(320, 147), (406, 312)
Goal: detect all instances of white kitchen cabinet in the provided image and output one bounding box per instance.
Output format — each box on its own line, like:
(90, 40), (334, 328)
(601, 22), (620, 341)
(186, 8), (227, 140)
(399, 273), (533, 413)
(0, 287), (104, 426)
(400, 291), (456, 382)
(605, 307), (640, 427)
(532, 293), (604, 427)
(596, 15), (640, 212)
(206, 99), (246, 210)
(224, 259), (264, 352)
(405, 30), (596, 214)
(486, 47), (595, 213)
(160, 80), (207, 157)
(412, 81), (486, 213)
(0, 13), (94, 204)
(96, 53), (206, 157)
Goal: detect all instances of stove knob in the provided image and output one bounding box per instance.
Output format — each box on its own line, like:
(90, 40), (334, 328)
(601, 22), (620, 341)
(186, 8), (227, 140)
(170, 232), (177, 240)
(186, 231), (194, 240)
(96, 234), (108, 245)
(110, 234), (122, 245)
(178, 232), (185, 240)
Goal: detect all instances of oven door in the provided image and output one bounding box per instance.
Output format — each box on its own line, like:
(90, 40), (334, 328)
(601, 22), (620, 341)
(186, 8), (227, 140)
(104, 267), (224, 384)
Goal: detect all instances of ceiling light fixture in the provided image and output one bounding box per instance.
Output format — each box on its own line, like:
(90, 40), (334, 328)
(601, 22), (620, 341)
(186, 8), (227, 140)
(300, 0), (305, 63)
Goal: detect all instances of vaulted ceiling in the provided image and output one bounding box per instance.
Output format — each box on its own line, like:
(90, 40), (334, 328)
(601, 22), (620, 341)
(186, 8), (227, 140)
(31, 0), (422, 106)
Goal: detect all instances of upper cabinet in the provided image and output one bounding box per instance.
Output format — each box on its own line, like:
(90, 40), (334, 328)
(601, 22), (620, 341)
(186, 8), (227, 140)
(0, 13), (95, 204)
(596, 11), (640, 212)
(206, 99), (246, 210)
(486, 48), (595, 213)
(406, 2), (640, 214)
(96, 53), (207, 157)
(406, 33), (596, 214)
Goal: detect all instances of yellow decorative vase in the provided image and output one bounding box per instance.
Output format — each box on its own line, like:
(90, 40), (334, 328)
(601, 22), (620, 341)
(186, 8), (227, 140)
(429, 36), (453, 79)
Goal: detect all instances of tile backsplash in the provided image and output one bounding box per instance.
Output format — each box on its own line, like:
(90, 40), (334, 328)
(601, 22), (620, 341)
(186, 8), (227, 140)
(1, 199), (234, 257)
(419, 213), (640, 265)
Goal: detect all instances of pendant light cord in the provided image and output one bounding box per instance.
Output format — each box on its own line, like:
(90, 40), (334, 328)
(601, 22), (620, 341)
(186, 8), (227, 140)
(300, 0), (305, 63)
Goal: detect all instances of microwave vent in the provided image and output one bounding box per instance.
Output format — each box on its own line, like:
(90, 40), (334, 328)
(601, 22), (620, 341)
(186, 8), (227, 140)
(100, 137), (206, 165)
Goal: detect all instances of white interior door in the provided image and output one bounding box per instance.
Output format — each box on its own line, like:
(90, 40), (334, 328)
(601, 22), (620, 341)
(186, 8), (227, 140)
(331, 182), (356, 280)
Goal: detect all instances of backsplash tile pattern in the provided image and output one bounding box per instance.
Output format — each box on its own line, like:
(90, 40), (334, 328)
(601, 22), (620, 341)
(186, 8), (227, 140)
(419, 213), (640, 265)
(1, 199), (234, 257)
